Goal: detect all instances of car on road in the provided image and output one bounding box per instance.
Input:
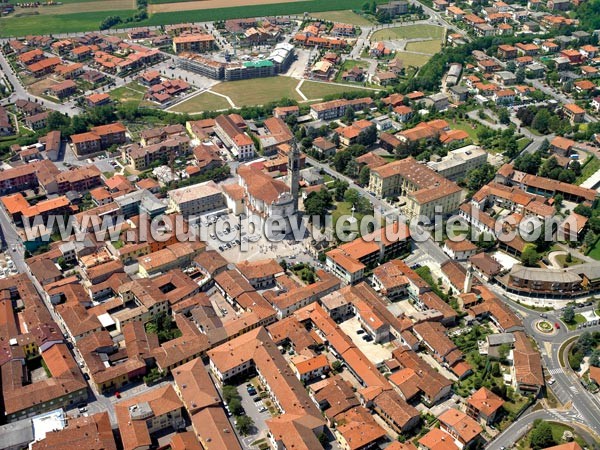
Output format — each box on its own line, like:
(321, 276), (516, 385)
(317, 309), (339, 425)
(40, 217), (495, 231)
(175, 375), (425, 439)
(554, 322), (560, 329)
(115, 391), (121, 399)
(548, 377), (556, 385)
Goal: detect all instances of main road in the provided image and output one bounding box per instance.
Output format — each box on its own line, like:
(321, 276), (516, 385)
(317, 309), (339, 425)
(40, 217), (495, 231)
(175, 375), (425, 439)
(486, 283), (600, 447)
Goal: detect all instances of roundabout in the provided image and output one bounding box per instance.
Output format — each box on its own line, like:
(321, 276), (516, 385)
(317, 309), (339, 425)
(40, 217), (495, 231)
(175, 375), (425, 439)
(535, 319), (556, 335)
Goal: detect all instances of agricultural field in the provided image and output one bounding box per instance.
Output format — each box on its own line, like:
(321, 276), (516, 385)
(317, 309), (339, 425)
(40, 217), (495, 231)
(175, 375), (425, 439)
(370, 24), (445, 41)
(299, 81), (376, 100)
(310, 10), (372, 26)
(0, 10), (135, 37)
(150, 0), (304, 14)
(170, 92), (231, 113)
(8, 0), (134, 15)
(404, 39), (443, 54)
(211, 76), (302, 107)
(140, 0), (386, 27)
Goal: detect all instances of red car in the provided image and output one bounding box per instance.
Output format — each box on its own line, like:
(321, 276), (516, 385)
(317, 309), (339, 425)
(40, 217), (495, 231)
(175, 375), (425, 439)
(115, 391), (121, 398)
(554, 323), (560, 329)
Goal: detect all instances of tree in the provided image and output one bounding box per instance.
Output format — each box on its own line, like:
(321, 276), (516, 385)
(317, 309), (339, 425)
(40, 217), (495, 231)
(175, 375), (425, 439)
(531, 108), (551, 133)
(491, 362), (501, 377)
(577, 331), (595, 353)
(304, 189), (333, 223)
(554, 194), (564, 212)
(464, 164), (496, 193)
(358, 166), (370, 186)
(574, 204), (593, 218)
(333, 180), (349, 201)
(332, 360), (343, 372)
(498, 107), (511, 125)
(515, 67), (526, 84)
(562, 305), (575, 323)
(521, 244), (540, 267)
(333, 151), (352, 173)
(589, 349), (600, 367)
(228, 397), (243, 416)
(584, 230), (597, 249)
(357, 125), (377, 147)
(343, 106), (355, 124)
(530, 421), (556, 450)
(235, 415), (254, 435)
(565, 252), (573, 263)
(222, 385), (239, 403)
(99, 15), (122, 30)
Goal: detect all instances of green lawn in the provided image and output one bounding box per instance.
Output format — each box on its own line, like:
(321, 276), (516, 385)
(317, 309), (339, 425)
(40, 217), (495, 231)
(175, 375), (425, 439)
(516, 422), (586, 450)
(449, 118), (486, 143)
(517, 137), (532, 152)
(332, 201), (366, 228)
(170, 92), (231, 113)
(211, 76), (301, 107)
(392, 52), (432, 68)
(554, 253), (582, 268)
(370, 24), (445, 41)
(0, 10), (134, 37)
(299, 81), (375, 100)
(404, 39), (443, 54)
(587, 237), (600, 260)
(576, 155), (600, 185)
(335, 59), (369, 83)
(109, 82), (146, 106)
(565, 314), (587, 331)
(310, 10), (372, 26)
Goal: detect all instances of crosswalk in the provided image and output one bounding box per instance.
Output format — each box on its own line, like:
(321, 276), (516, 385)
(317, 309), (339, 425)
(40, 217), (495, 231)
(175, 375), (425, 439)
(547, 368), (563, 375)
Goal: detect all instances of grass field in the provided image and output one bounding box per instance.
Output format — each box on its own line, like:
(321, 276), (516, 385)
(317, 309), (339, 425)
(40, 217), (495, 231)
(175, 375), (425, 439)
(170, 92), (231, 113)
(576, 155), (600, 185)
(211, 76), (302, 106)
(335, 59), (368, 82)
(109, 82), (147, 106)
(370, 24), (445, 41)
(310, 10), (372, 26)
(587, 238), (600, 260)
(0, 10), (135, 37)
(404, 39), (443, 54)
(392, 52), (432, 67)
(300, 81), (375, 99)
(450, 119), (486, 143)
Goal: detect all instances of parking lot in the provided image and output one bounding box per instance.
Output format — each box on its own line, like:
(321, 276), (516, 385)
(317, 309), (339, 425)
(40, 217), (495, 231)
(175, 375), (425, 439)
(339, 317), (393, 365)
(234, 381), (272, 448)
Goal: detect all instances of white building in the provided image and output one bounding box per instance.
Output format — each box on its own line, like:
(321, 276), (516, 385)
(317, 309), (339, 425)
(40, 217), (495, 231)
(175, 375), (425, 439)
(427, 145), (488, 181)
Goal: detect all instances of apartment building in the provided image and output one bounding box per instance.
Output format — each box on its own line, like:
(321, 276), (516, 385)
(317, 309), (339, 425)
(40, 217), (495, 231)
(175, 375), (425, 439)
(168, 180), (225, 218)
(172, 33), (215, 53)
(71, 123), (127, 156)
(427, 145), (487, 181)
(214, 114), (255, 160)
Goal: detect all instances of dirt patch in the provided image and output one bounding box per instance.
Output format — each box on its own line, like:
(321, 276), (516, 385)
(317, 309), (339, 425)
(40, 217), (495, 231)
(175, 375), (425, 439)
(150, 0), (303, 13)
(28, 77), (59, 96)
